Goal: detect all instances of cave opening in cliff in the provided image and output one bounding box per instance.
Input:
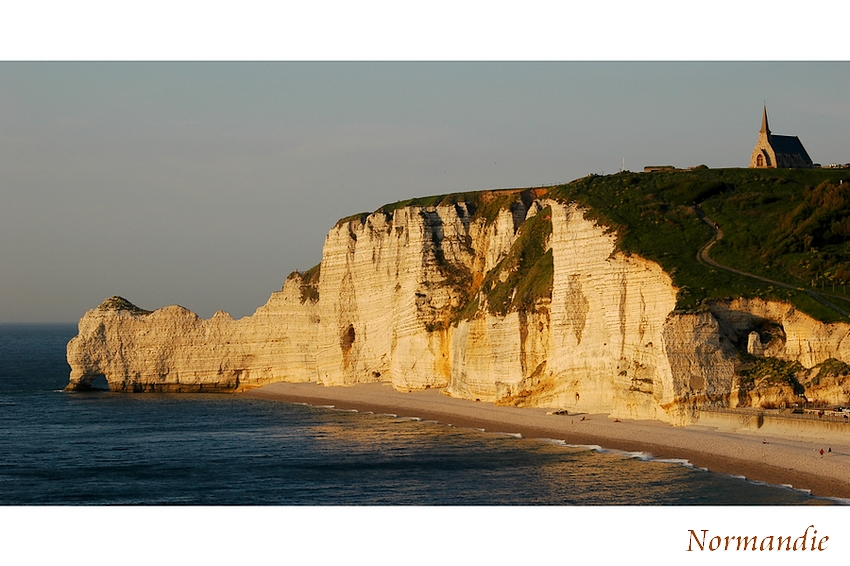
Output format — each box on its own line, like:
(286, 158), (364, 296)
(87, 375), (110, 391)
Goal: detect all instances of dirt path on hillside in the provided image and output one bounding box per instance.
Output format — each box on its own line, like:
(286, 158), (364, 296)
(692, 205), (849, 319)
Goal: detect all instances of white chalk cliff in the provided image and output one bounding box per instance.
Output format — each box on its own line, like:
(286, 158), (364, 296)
(66, 190), (850, 425)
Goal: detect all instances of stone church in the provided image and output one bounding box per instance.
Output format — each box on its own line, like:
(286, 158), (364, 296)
(749, 106), (813, 168)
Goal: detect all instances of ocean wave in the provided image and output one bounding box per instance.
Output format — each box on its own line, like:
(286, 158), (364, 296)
(287, 404), (841, 504)
(654, 458), (694, 468)
(766, 482), (816, 499)
(565, 443), (603, 451)
(561, 443), (702, 471)
(731, 478), (837, 503)
(332, 408), (359, 413)
(495, 432), (522, 439)
(621, 451), (654, 461)
(824, 496), (850, 505)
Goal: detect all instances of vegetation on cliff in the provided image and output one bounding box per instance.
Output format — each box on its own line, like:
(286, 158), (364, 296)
(734, 355), (850, 408)
(376, 187), (546, 224)
(810, 358), (850, 385)
(97, 296), (152, 315)
(344, 168), (849, 323)
(479, 206), (553, 317)
(737, 356), (806, 397)
(548, 168), (850, 322)
(377, 188), (554, 324)
(298, 263), (321, 304)
(705, 175), (850, 308)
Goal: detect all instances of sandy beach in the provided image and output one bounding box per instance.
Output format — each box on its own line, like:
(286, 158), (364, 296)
(243, 382), (850, 501)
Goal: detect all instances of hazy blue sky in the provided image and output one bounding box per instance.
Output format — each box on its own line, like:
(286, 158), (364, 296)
(3, 61), (850, 322)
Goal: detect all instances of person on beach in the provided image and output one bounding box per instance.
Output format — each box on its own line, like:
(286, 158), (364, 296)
(820, 448), (824, 457)
(575, 392), (580, 403)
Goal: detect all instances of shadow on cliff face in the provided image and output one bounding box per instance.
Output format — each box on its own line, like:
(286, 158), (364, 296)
(709, 302), (787, 355)
(72, 374), (111, 392)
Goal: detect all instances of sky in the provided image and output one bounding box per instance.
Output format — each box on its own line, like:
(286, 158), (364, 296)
(3, 61), (850, 322)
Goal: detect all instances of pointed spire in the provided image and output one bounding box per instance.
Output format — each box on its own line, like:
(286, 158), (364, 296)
(760, 104), (770, 135)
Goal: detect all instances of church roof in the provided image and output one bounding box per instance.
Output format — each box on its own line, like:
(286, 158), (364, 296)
(770, 134), (812, 163)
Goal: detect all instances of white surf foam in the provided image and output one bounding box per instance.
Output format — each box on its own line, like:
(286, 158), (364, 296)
(566, 443), (603, 451)
(654, 458), (694, 467)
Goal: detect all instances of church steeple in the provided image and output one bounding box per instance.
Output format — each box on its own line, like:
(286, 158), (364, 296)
(750, 105), (813, 169)
(760, 105), (770, 135)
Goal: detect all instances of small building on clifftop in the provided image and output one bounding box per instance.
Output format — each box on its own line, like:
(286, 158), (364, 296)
(749, 106), (813, 169)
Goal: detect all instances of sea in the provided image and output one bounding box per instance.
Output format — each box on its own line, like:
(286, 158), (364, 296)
(0, 323), (838, 506)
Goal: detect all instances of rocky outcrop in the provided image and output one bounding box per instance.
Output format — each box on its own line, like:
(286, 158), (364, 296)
(709, 298), (850, 368)
(66, 273), (319, 392)
(66, 190), (850, 424)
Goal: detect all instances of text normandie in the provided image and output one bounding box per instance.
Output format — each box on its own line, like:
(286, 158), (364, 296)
(687, 525), (827, 552)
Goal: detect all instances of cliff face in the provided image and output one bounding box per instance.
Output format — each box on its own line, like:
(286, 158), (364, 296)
(67, 280), (319, 392)
(66, 191), (850, 424)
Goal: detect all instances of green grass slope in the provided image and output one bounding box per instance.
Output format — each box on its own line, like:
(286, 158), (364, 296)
(549, 168), (850, 322)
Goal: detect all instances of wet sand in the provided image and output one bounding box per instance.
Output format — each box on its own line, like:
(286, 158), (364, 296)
(243, 382), (850, 500)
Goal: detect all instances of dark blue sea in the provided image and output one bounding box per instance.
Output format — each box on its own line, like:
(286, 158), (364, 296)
(0, 324), (836, 505)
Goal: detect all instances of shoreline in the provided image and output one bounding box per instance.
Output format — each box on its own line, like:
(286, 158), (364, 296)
(243, 382), (850, 501)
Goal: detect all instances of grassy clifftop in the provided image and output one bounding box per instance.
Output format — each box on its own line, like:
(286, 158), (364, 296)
(548, 168), (850, 322)
(332, 168), (850, 323)
(334, 188), (547, 229)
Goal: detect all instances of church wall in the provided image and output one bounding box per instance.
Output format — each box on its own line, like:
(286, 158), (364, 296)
(749, 134), (775, 169)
